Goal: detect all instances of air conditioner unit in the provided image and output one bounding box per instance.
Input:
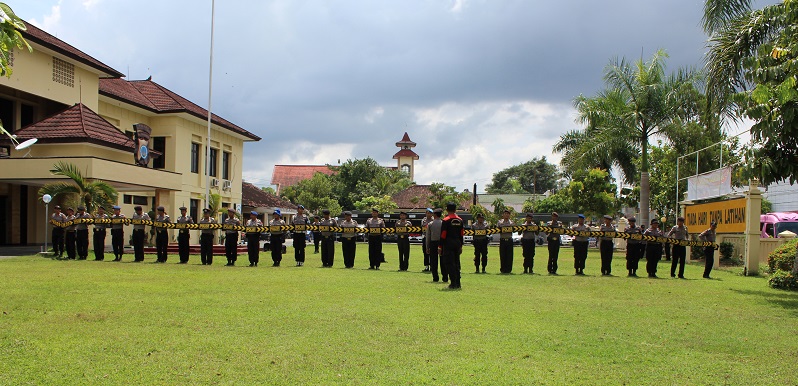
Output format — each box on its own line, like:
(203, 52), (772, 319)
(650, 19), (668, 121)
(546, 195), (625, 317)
(222, 180), (232, 191)
(210, 178), (219, 188)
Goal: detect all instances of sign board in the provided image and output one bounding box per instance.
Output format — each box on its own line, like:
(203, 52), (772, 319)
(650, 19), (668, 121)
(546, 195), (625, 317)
(687, 167), (732, 201)
(684, 198), (746, 233)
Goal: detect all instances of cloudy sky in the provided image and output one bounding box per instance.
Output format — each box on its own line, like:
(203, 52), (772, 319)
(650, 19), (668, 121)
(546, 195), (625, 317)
(13, 0), (769, 191)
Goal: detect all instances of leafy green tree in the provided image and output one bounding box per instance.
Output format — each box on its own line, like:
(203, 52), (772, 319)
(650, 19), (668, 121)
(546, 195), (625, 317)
(761, 198), (773, 215)
(521, 198), (536, 214)
(331, 158), (412, 210)
(427, 182), (471, 210)
(260, 186), (276, 195)
(291, 172), (342, 216)
(703, 0), (798, 184)
(469, 204), (495, 225)
(563, 169), (617, 219)
(533, 193), (573, 214)
(0, 3), (32, 137)
(354, 195), (398, 214)
(554, 49), (697, 226)
(486, 157), (560, 194)
(38, 162), (118, 212)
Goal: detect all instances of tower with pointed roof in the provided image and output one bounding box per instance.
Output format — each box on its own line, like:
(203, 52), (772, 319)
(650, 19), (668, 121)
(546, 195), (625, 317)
(393, 132), (419, 181)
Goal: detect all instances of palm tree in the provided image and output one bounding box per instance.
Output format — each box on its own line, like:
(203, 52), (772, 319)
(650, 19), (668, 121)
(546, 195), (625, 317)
(554, 49), (695, 227)
(38, 161), (118, 212)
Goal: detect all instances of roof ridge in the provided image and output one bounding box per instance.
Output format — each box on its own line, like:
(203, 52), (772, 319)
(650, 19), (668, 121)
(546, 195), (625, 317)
(77, 103), (87, 137)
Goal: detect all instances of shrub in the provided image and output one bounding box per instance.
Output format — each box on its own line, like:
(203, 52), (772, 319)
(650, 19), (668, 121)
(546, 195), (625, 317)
(719, 241), (735, 260)
(767, 239), (798, 273)
(768, 270), (798, 291)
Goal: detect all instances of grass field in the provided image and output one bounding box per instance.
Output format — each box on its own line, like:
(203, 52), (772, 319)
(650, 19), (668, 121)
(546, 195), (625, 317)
(2, 243), (797, 385)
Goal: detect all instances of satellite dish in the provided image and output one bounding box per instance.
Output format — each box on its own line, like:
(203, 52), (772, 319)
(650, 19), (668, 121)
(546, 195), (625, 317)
(15, 138), (37, 150)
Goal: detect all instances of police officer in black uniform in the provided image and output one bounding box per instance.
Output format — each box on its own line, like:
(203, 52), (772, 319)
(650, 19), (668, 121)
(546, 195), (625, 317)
(51, 205), (66, 258)
(92, 206), (109, 260)
(440, 203), (464, 289)
(176, 206), (193, 264)
(154, 206), (171, 263)
(110, 206), (126, 261)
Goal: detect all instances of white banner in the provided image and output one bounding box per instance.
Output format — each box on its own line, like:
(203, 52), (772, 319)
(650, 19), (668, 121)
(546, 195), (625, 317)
(687, 167), (732, 201)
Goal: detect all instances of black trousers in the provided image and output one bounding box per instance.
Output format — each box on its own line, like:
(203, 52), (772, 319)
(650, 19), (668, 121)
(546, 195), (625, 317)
(225, 233), (238, 264)
(247, 233), (260, 265)
(76, 229), (89, 259)
(200, 233), (214, 265)
(626, 243), (642, 271)
(321, 236), (335, 267)
(111, 228), (124, 259)
(313, 232), (321, 253)
(703, 246), (715, 277)
(473, 238), (488, 268)
(664, 243), (672, 260)
(573, 240), (588, 272)
(178, 231), (190, 263)
(65, 231), (76, 259)
(547, 239), (560, 274)
(368, 235), (383, 268)
(342, 237), (356, 268)
(155, 230), (168, 262)
(670, 245), (687, 277)
(397, 235), (410, 270)
(271, 234), (283, 264)
(52, 228), (65, 257)
(429, 240), (441, 281)
(646, 243), (663, 276)
(422, 236), (430, 267)
(293, 233), (306, 262)
(499, 238), (513, 273)
(93, 229), (106, 260)
(132, 229), (145, 261)
(522, 238), (536, 271)
(600, 240), (614, 275)
(445, 244), (462, 288)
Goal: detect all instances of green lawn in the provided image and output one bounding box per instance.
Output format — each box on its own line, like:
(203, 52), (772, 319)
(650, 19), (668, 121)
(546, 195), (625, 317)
(1, 244), (796, 385)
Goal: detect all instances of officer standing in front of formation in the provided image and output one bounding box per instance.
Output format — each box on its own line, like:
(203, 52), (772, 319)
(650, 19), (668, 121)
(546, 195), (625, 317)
(224, 208), (240, 266)
(339, 211), (358, 268)
(421, 208), (433, 272)
(624, 217), (642, 276)
(131, 206), (149, 262)
(51, 205), (66, 258)
(571, 214), (590, 275)
(269, 210), (285, 266)
(366, 208), (385, 270)
(643, 219), (665, 277)
(547, 212), (563, 275)
(245, 211), (263, 267)
(426, 208), (444, 282)
(176, 206), (193, 264)
(396, 211), (412, 271)
(92, 206), (109, 261)
(74, 205), (92, 260)
(699, 221), (718, 279)
(319, 209), (337, 267)
(154, 206), (171, 263)
(668, 217), (690, 278)
(440, 203), (464, 289)
(599, 215), (616, 276)
(292, 205), (309, 266)
(497, 209), (514, 274)
(64, 207), (77, 259)
(472, 212), (488, 273)
(110, 206), (125, 261)
(312, 215), (322, 254)
(199, 209), (216, 265)
(520, 213), (537, 274)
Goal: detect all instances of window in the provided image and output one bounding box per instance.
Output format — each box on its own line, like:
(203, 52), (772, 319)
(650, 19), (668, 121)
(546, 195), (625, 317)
(222, 151), (231, 180)
(52, 57), (75, 87)
(123, 194), (132, 204)
(0, 98), (13, 134)
(152, 137), (166, 169)
(190, 199), (199, 221)
(206, 147), (218, 177)
(133, 196), (148, 205)
(190, 143), (200, 173)
(400, 164), (411, 174)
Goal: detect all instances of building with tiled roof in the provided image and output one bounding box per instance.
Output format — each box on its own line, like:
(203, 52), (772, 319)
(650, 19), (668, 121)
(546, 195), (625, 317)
(0, 21), (259, 246)
(391, 184), (472, 212)
(241, 181), (298, 221)
(271, 165), (336, 195)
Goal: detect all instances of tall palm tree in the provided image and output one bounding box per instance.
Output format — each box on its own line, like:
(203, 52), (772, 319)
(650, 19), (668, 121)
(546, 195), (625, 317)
(38, 161), (118, 212)
(554, 49), (695, 226)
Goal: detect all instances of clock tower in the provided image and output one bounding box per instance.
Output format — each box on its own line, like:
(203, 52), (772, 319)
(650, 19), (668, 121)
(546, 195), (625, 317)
(393, 132), (419, 181)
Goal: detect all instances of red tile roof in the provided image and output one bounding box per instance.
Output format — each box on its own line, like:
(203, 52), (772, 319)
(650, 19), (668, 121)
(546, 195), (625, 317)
(11, 103), (135, 152)
(241, 181), (297, 210)
(99, 78), (261, 141)
(391, 184), (472, 210)
(21, 23), (124, 78)
(271, 165), (336, 193)
(392, 148), (419, 160)
(395, 132), (416, 147)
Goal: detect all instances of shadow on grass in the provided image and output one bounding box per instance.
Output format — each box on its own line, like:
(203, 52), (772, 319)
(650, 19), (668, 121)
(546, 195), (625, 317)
(730, 288), (798, 314)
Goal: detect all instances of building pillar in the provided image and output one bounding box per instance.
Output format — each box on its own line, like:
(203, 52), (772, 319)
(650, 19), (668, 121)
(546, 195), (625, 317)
(616, 217), (628, 250)
(744, 179), (762, 276)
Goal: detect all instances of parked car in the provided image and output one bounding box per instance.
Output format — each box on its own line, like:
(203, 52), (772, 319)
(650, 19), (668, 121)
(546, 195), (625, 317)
(409, 234), (424, 243)
(560, 234), (574, 246)
(463, 234), (473, 243)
